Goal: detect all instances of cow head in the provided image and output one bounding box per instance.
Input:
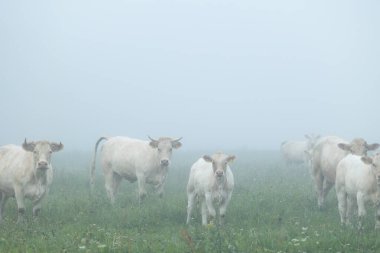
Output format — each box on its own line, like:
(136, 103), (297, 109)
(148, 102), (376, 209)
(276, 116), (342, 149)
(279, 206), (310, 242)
(362, 153), (380, 185)
(148, 136), (182, 167)
(22, 139), (64, 170)
(305, 134), (320, 150)
(203, 153), (235, 180)
(338, 138), (379, 156)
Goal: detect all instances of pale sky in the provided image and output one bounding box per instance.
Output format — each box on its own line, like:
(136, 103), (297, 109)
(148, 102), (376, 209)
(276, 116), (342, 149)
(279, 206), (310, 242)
(0, 0), (379, 151)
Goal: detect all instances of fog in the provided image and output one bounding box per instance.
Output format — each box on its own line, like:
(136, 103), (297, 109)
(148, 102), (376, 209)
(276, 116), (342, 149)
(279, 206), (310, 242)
(1, 0), (379, 151)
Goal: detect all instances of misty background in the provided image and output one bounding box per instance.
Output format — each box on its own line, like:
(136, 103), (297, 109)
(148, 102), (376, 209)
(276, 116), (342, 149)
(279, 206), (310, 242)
(1, 0), (379, 152)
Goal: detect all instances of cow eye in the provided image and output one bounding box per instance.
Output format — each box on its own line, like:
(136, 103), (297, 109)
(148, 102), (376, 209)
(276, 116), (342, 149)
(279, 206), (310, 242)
(33, 150), (37, 154)
(49, 151), (53, 154)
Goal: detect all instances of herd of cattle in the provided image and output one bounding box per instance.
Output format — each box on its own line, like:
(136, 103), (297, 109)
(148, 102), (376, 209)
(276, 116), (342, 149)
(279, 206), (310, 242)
(0, 135), (379, 229)
(281, 135), (380, 229)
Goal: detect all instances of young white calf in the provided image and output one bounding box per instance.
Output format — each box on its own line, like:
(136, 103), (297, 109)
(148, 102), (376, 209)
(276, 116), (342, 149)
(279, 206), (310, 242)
(186, 153), (235, 225)
(0, 139), (63, 223)
(335, 153), (380, 229)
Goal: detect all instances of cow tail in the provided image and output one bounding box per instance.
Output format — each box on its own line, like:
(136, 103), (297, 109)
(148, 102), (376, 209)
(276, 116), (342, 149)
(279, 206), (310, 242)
(90, 137), (108, 193)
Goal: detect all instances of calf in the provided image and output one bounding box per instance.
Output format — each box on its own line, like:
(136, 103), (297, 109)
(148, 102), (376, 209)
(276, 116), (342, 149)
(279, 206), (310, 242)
(186, 152), (235, 225)
(336, 153), (380, 229)
(0, 139), (63, 223)
(310, 136), (379, 209)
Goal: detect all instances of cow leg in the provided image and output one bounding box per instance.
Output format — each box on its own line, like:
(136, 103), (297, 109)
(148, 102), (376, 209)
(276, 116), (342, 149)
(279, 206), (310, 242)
(313, 171), (324, 209)
(375, 204), (380, 230)
(156, 173), (167, 198)
(219, 193), (232, 226)
(321, 180), (334, 206)
(32, 204), (41, 218)
(104, 172), (122, 205)
(32, 194), (46, 218)
(201, 199), (208, 226)
(0, 193), (8, 223)
(336, 189), (347, 226)
(186, 191), (195, 225)
(14, 186), (25, 223)
(137, 173), (147, 202)
(205, 192), (216, 224)
(346, 196), (355, 227)
(357, 192), (367, 230)
(155, 183), (165, 198)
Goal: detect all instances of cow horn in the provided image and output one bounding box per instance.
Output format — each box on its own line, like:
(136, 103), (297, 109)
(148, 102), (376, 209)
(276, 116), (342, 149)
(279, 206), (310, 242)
(148, 136), (157, 142)
(172, 137), (182, 142)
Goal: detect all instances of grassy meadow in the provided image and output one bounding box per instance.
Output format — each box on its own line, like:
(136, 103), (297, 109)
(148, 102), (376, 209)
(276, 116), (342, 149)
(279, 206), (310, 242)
(0, 150), (379, 252)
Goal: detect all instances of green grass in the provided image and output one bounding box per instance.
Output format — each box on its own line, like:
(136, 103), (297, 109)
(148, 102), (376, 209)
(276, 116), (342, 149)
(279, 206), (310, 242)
(0, 150), (379, 252)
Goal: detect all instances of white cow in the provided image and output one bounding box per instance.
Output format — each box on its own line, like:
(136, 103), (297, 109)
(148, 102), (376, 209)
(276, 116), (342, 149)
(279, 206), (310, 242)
(311, 136), (379, 209)
(91, 136), (182, 204)
(336, 153), (380, 229)
(281, 134), (320, 165)
(186, 152), (235, 225)
(0, 139), (63, 223)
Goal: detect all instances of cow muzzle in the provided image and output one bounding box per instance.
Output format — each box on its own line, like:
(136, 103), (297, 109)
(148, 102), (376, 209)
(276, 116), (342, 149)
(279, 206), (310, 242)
(38, 161), (49, 170)
(160, 159), (169, 167)
(216, 171), (224, 178)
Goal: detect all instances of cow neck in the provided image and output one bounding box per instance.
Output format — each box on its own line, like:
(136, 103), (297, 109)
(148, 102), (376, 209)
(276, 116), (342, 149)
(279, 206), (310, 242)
(33, 167), (49, 185)
(212, 175), (226, 189)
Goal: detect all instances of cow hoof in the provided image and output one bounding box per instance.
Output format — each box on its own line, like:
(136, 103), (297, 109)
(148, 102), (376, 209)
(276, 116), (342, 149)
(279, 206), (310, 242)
(139, 193), (147, 200)
(33, 208), (40, 217)
(16, 217), (25, 224)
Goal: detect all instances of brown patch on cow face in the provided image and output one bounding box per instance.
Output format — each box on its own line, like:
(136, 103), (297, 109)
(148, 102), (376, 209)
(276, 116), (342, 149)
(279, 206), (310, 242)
(350, 138), (368, 155)
(203, 153), (236, 179)
(339, 138), (376, 156)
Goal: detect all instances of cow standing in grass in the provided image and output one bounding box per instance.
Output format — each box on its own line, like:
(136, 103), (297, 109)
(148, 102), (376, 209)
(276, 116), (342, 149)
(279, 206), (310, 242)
(336, 153), (380, 229)
(0, 139), (63, 223)
(186, 152), (235, 226)
(91, 136), (182, 204)
(281, 134), (320, 166)
(311, 136), (379, 209)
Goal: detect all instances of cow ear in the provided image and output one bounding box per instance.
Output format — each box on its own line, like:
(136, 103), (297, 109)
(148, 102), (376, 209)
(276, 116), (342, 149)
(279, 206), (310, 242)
(149, 140), (159, 148)
(172, 141), (182, 149)
(367, 143), (380, 151)
(227, 155), (236, 163)
(203, 155), (212, 163)
(22, 139), (35, 152)
(338, 143), (351, 151)
(361, 156), (373, 165)
(51, 142), (64, 152)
